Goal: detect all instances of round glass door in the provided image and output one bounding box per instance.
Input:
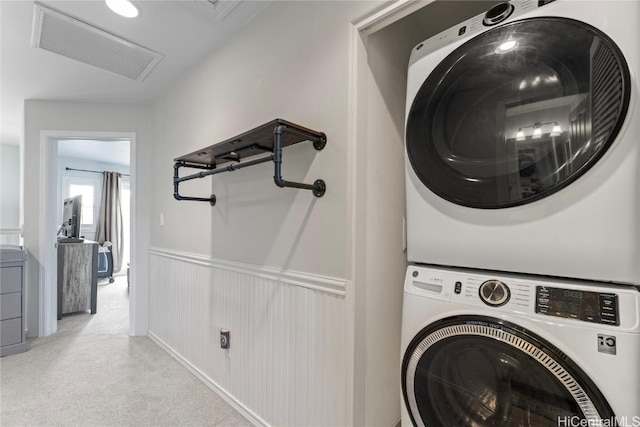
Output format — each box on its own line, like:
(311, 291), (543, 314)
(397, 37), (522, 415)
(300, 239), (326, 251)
(406, 17), (630, 208)
(402, 316), (614, 427)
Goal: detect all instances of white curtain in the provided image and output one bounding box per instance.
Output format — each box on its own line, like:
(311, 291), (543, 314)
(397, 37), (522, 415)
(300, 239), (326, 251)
(97, 172), (123, 273)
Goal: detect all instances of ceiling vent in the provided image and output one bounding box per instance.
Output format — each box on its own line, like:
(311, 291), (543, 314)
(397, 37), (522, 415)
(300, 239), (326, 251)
(31, 3), (163, 81)
(190, 0), (242, 21)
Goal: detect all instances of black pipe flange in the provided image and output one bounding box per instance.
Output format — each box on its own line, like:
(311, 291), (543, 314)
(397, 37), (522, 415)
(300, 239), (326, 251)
(312, 179), (326, 197)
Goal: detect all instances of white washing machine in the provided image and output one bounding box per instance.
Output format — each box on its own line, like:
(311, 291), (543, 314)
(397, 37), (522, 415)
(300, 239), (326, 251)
(404, 0), (640, 284)
(400, 264), (640, 427)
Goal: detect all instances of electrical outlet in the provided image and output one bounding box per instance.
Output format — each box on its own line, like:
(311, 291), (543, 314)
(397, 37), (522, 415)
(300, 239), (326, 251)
(220, 329), (230, 349)
(160, 213), (164, 227)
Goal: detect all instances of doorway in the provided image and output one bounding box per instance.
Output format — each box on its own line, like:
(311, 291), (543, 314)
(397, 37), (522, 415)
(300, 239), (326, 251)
(39, 131), (137, 336)
(57, 138), (131, 272)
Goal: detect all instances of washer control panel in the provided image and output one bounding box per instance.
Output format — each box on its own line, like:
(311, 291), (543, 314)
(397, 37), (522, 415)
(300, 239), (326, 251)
(535, 286), (619, 326)
(405, 266), (636, 329)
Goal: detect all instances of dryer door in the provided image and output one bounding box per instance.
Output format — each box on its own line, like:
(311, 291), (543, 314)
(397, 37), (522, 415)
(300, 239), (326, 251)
(406, 17), (630, 209)
(401, 316), (614, 427)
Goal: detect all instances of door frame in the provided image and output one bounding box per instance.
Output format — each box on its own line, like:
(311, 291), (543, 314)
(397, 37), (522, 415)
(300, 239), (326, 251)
(346, 1), (437, 425)
(39, 130), (137, 336)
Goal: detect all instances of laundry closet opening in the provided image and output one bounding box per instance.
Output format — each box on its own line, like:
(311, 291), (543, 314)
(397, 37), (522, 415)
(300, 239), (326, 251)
(349, 1), (497, 424)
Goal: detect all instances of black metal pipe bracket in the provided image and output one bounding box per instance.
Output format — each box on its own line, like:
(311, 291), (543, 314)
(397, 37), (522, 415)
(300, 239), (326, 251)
(172, 119), (327, 206)
(273, 124), (326, 198)
(173, 162), (217, 206)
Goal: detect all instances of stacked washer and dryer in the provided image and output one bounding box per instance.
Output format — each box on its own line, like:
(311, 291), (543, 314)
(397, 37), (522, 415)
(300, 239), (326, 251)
(400, 1), (640, 426)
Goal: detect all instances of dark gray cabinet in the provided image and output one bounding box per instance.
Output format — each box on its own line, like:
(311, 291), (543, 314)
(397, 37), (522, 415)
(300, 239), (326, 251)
(1, 246), (28, 356)
(57, 240), (98, 319)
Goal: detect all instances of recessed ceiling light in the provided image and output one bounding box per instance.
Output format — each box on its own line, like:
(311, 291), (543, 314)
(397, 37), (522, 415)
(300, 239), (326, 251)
(106, 0), (139, 18)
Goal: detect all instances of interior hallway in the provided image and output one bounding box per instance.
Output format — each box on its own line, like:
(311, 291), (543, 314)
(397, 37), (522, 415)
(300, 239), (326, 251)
(0, 276), (249, 426)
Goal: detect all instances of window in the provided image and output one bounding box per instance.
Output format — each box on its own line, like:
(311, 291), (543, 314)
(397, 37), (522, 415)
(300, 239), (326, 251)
(62, 176), (101, 235)
(69, 183), (95, 225)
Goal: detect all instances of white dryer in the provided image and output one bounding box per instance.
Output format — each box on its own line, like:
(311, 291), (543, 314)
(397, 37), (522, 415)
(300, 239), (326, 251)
(404, 0), (640, 284)
(401, 264), (640, 427)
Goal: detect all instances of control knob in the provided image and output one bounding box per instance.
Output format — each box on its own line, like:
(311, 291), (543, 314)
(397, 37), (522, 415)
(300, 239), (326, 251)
(483, 2), (515, 26)
(479, 280), (511, 306)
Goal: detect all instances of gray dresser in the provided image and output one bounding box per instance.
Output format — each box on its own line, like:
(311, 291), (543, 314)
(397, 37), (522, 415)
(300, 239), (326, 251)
(57, 240), (98, 319)
(1, 245), (28, 356)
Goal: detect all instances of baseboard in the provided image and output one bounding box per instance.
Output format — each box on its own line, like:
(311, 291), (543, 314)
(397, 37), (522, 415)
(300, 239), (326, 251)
(148, 331), (269, 427)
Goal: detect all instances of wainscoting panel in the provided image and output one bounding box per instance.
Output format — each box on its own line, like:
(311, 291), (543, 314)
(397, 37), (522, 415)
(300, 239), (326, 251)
(149, 248), (347, 426)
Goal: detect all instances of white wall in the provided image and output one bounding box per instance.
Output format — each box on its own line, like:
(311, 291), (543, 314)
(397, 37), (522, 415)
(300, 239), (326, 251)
(152, 1), (377, 278)
(23, 100), (151, 337)
(359, 29), (412, 427)
(149, 1), (387, 425)
(0, 144), (20, 229)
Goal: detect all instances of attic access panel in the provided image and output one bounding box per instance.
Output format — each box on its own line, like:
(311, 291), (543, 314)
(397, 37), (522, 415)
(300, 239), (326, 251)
(175, 119), (324, 168)
(32, 3), (163, 81)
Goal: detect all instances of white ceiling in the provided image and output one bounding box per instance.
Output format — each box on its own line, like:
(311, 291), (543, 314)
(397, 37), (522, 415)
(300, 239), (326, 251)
(0, 0), (270, 146)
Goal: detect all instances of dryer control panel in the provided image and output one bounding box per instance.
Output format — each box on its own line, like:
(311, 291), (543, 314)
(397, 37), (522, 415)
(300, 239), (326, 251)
(409, 0), (557, 66)
(535, 286), (619, 326)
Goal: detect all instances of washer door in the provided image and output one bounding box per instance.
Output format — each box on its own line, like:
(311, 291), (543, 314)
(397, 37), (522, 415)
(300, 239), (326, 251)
(402, 316), (614, 427)
(406, 17), (630, 209)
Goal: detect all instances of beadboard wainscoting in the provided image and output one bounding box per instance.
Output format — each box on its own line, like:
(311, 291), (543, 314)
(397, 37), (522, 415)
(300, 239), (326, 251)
(148, 248), (348, 427)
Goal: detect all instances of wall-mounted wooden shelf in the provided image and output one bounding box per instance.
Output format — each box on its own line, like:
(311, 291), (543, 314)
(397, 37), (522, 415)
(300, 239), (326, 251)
(173, 119), (327, 206)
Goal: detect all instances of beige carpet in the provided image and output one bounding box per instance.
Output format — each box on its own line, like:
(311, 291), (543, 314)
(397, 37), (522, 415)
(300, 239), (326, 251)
(0, 276), (250, 427)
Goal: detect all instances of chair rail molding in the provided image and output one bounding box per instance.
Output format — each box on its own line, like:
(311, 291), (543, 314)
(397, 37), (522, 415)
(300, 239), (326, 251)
(148, 247), (346, 296)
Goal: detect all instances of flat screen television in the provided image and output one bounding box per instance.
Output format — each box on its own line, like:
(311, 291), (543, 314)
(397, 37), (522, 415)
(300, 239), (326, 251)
(59, 195), (82, 239)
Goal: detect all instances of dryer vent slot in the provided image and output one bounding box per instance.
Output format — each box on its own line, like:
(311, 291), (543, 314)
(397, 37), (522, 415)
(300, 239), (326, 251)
(591, 39), (625, 151)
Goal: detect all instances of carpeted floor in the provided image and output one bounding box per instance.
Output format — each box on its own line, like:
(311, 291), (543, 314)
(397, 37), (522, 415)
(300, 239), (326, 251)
(0, 276), (250, 426)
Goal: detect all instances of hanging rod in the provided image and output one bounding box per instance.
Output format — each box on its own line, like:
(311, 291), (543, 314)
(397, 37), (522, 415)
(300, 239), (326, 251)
(173, 119), (326, 206)
(65, 167), (130, 177)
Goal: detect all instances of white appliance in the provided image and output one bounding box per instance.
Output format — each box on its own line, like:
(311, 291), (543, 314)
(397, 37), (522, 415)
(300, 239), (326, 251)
(404, 0), (640, 284)
(400, 264), (640, 427)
